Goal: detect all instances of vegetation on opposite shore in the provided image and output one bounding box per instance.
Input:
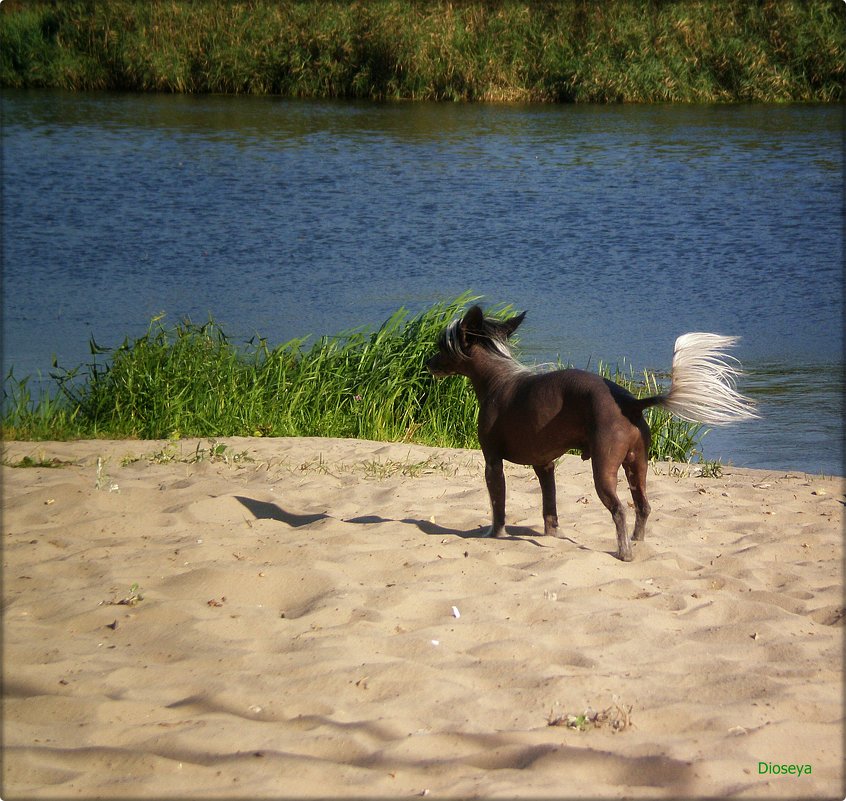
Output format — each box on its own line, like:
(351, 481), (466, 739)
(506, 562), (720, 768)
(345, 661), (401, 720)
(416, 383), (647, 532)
(2, 296), (709, 465)
(1, 0), (843, 102)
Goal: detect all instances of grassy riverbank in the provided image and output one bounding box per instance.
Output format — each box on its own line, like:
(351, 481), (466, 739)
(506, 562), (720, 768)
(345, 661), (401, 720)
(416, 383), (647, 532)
(1, 0), (842, 102)
(2, 297), (706, 464)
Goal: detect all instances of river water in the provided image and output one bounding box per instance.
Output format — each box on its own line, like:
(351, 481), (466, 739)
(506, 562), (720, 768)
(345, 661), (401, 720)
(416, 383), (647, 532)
(2, 91), (843, 475)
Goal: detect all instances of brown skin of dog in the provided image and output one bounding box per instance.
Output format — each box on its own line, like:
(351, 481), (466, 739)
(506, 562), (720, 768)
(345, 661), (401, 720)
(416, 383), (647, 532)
(427, 306), (655, 562)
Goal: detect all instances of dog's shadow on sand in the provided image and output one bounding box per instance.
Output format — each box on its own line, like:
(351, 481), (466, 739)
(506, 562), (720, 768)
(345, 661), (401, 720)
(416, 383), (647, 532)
(234, 496), (330, 528)
(234, 496), (563, 549)
(345, 515), (557, 548)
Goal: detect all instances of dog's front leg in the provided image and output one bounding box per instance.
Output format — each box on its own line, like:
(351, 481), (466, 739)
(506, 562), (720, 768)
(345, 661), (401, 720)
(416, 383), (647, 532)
(533, 462), (560, 537)
(484, 457), (507, 537)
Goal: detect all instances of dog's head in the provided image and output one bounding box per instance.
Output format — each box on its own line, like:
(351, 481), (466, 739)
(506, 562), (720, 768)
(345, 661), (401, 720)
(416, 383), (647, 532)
(426, 305), (526, 377)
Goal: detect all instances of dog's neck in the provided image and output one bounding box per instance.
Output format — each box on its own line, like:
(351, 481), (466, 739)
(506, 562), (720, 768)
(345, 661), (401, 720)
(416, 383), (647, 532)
(462, 348), (529, 401)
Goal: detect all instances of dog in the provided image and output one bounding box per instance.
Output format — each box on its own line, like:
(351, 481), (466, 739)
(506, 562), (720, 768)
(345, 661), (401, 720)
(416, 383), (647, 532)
(426, 305), (758, 561)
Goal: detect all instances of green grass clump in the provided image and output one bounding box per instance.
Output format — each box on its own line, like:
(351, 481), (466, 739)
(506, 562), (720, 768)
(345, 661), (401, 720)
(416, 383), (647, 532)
(1, 0), (842, 102)
(2, 295), (484, 446)
(2, 295), (710, 464)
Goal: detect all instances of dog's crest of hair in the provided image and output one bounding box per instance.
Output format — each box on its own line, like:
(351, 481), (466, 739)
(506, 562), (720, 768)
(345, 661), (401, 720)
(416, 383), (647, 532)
(438, 317), (515, 361)
(439, 308), (526, 366)
(438, 317), (468, 359)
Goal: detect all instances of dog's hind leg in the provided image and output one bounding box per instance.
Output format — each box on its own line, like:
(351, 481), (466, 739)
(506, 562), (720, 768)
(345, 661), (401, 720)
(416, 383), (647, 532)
(484, 456), (508, 538)
(533, 462), (560, 537)
(623, 444), (651, 543)
(591, 456), (632, 561)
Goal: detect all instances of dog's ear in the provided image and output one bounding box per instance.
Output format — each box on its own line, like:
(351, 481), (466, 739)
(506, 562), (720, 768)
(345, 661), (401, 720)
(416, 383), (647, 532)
(461, 305), (486, 335)
(503, 311), (526, 338)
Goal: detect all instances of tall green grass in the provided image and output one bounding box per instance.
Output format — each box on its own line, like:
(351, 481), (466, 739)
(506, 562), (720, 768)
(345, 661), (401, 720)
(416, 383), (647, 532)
(2, 296), (484, 445)
(2, 295), (709, 464)
(1, 0), (842, 102)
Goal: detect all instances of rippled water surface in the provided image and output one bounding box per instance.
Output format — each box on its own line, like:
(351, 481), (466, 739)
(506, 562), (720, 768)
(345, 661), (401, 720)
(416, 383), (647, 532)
(2, 91), (842, 473)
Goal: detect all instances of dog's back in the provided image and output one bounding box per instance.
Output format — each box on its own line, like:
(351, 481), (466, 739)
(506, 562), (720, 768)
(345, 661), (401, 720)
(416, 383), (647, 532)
(478, 367), (646, 467)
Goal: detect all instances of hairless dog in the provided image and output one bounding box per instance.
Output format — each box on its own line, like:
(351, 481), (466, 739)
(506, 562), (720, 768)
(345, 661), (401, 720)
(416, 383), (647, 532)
(427, 305), (758, 561)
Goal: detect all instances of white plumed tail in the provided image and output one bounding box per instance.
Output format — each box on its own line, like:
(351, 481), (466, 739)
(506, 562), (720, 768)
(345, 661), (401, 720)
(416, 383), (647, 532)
(660, 333), (759, 424)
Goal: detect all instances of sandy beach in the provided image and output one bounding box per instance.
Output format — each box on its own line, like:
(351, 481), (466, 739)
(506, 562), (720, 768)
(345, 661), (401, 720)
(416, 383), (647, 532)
(2, 436), (843, 799)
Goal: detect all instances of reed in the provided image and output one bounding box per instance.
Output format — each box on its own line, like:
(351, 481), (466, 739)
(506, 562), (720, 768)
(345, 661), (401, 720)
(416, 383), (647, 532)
(3, 296), (711, 465)
(1, 0), (842, 102)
